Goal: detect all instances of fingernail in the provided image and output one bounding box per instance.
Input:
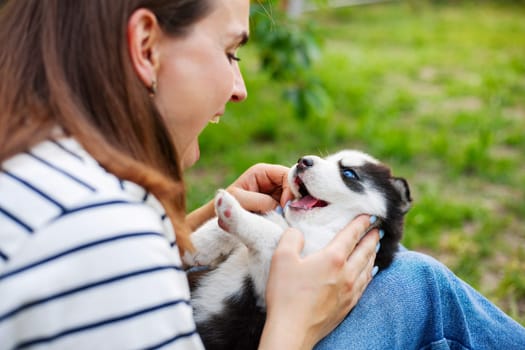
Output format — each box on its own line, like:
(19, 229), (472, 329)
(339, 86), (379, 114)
(369, 215), (377, 224)
(379, 229), (385, 240)
(274, 206), (284, 215)
(372, 266), (379, 278)
(285, 200), (292, 210)
(375, 242), (381, 253)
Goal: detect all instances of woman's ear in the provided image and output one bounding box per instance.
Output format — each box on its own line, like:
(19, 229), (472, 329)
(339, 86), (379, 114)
(127, 8), (161, 90)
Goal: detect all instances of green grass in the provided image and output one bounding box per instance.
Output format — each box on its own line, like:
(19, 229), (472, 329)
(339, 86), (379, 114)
(186, 1), (525, 325)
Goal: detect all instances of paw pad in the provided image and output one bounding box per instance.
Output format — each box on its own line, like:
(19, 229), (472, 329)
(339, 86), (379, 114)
(214, 190), (242, 234)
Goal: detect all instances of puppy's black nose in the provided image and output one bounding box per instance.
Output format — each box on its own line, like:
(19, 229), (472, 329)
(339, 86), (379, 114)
(297, 157), (314, 172)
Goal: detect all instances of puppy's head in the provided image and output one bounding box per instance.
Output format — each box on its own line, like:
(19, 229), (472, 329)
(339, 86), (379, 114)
(284, 150), (412, 235)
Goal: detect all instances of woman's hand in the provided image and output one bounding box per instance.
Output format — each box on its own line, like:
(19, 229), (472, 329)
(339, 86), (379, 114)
(187, 163), (293, 230)
(226, 163), (294, 212)
(260, 215), (380, 350)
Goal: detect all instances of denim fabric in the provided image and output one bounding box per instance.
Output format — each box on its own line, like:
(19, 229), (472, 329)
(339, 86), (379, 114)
(315, 250), (525, 350)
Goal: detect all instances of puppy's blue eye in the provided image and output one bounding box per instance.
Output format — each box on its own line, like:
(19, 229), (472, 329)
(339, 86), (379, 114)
(342, 169), (358, 180)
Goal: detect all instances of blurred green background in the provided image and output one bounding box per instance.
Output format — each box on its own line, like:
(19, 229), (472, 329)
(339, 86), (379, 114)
(186, 1), (525, 325)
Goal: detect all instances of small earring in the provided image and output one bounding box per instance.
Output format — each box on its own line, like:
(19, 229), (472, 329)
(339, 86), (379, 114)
(149, 79), (157, 96)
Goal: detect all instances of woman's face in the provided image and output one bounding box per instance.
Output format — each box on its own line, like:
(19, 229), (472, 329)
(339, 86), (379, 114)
(154, 0), (249, 170)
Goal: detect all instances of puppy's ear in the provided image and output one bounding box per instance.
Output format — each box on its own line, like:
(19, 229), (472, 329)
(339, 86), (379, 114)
(390, 177), (412, 214)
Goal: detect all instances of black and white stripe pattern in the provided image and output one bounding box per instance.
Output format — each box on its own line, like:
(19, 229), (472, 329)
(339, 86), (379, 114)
(0, 139), (203, 349)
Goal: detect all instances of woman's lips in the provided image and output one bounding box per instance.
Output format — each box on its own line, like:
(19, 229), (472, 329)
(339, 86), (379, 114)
(210, 111), (224, 124)
(209, 115), (221, 124)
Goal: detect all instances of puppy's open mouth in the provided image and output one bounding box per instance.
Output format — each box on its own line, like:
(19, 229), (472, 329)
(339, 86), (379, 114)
(290, 176), (329, 210)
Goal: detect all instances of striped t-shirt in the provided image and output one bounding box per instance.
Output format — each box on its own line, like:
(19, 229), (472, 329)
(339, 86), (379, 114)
(0, 139), (204, 349)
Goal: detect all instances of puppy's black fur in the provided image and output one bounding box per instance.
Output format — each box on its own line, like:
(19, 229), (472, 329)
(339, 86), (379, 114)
(195, 278), (264, 350)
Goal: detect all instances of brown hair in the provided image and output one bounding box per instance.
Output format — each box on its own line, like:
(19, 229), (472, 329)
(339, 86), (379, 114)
(0, 0), (213, 253)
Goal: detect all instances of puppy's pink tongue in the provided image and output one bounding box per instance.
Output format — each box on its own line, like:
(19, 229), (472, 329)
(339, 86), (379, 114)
(290, 195), (322, 210)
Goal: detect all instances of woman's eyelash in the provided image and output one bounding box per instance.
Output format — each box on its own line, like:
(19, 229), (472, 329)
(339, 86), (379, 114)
(227, 53), (241, 62)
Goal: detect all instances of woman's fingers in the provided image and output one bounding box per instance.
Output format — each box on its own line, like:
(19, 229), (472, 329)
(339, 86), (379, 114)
(325, 215), (376, 261)
(344, 227), (379, 300)
(346, 226), (379, 277)
(227, 186), (279, 213)
(269, 229), (306, 276)
(234, 163), (289, 192)
(275, 228), (305, 255)
(344, 247), (376, 309)
(323, 215), (379, 313)
(229, 163), (292, 211)
(279, 186), (294, 208)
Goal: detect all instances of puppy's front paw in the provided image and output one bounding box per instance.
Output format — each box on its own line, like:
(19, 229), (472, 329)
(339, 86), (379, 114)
(215, 189), (243, 234)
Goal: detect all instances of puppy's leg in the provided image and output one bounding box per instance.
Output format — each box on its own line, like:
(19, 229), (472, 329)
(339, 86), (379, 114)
(183, 218), (241, 267)
(215, 190), (284, 303)
(215, 190), (284, 250)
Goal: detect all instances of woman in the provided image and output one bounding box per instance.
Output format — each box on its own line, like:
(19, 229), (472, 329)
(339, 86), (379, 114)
(0, 1), (523, 349)
(0, 1), (378, 349)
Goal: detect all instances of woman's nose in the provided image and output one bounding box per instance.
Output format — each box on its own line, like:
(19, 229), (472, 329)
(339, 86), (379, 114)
(230, 65), (247, 102)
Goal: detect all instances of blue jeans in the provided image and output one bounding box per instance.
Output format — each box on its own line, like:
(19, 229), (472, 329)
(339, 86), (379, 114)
(315, 250), (525, 349)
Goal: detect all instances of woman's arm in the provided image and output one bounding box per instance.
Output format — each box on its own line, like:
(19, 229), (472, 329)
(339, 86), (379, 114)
(186, 199), (215, 231)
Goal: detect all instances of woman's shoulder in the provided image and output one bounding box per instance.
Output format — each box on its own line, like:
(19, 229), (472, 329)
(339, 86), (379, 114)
(0, 139), (201, 349)
(0, 138), (177, 265)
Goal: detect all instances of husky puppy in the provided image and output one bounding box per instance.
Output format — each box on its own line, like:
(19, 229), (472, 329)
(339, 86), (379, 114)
(184, 150), (412, 350)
